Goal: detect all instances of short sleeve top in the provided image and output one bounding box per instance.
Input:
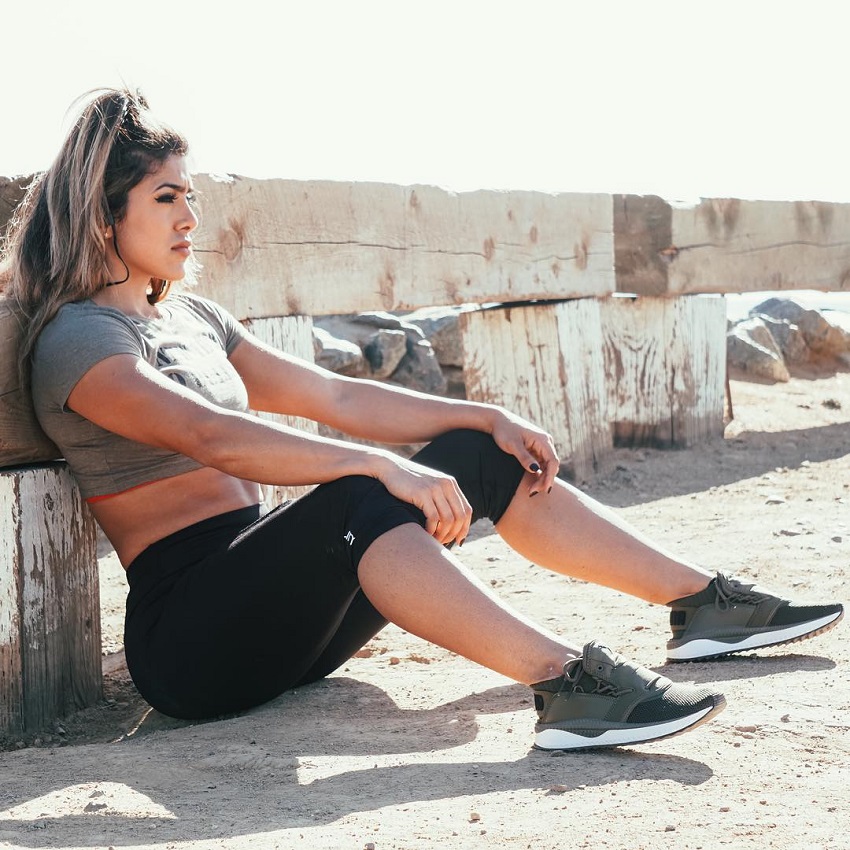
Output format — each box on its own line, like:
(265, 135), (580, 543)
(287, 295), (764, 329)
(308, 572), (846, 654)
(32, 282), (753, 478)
(31, 293), (250, 499)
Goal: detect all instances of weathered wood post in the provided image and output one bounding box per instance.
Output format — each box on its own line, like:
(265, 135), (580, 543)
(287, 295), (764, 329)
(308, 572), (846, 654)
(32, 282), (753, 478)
(0, 464), (100, 736)
(243, 314), (319, 509)
(461, 299), (613, 482)
(601, 294), (727, 448)
(1, 299), (102, 737)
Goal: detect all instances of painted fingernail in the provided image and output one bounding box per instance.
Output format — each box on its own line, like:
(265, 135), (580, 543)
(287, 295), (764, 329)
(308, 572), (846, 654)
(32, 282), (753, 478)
(459, 538), (466, 547)
(547, 486), (552, 494)
(530, 491), (539, 497)
(530, 463), (541, 473)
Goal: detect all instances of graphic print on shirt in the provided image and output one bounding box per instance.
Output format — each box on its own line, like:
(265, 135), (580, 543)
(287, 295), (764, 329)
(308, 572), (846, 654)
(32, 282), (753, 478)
(144, 319), (247, 412)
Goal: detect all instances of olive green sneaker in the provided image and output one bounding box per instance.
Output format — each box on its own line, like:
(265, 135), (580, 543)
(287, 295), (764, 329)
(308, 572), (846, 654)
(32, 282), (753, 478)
(532, 641), (725, 751)
(667, 572), (844, 662)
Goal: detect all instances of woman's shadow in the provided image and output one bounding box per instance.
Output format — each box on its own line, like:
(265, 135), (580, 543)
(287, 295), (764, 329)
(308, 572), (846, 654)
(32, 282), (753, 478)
(0, 676), (715, 847)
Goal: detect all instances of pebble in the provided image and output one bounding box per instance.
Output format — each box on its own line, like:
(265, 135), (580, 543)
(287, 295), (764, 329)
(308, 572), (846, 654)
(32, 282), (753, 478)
(469, 812), (481, 822)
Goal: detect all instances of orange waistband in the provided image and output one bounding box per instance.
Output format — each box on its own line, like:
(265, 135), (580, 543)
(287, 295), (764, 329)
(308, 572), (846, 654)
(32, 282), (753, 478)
(86, 478), (166, 503)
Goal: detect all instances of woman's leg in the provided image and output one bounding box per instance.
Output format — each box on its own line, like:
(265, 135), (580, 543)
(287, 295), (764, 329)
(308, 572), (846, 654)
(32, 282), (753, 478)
(357, 523), (580, 685)
(410, 428), (712, 605)
(495, 476), (713, 604)
(396, 430), (828, 660)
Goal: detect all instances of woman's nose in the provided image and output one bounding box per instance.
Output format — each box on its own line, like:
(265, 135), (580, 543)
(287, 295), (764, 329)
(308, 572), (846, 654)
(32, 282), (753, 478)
(179, 201), (199, 232)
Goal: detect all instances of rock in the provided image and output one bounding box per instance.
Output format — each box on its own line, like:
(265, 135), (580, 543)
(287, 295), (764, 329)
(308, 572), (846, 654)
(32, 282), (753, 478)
(727, 321), (790, 382)
(315, 311), (416, 349)
(389, 336), (448, 395)
(402, 307), (465, 367)
(362, 329), (407, 379)
(751, 298), (850, 358)
(754, 315), (811, 365)
(315, 312), (447, 392)
(312, 326), (367, 376)
(734, 317), (784, 359)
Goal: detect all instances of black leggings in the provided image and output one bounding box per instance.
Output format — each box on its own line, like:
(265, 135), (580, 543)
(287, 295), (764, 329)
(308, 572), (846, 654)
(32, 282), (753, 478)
(124, 429), (526, 719)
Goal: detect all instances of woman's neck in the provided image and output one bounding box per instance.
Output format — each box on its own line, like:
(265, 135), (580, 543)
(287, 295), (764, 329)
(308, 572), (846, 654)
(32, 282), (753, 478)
(91, 282), (162, 319)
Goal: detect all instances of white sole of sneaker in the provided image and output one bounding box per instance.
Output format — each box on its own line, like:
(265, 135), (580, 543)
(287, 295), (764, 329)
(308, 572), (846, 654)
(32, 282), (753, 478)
(667, 609), (843, 661)
(533, 697), (725, 751)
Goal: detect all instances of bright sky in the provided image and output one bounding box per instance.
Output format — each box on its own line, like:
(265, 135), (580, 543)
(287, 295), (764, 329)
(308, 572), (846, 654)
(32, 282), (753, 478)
(3, 1), (849, 203)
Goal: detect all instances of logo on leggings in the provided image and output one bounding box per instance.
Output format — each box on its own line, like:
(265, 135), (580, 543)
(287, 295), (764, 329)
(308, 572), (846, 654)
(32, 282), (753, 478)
(343, 531), (356, 546)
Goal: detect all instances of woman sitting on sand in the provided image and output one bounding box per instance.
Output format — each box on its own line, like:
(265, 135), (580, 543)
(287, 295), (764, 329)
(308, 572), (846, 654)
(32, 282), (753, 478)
(0, 88), (842, 751)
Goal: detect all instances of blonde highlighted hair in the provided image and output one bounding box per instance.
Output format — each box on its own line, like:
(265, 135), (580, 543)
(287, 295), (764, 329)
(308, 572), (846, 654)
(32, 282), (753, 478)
(0, 88), (195, 376)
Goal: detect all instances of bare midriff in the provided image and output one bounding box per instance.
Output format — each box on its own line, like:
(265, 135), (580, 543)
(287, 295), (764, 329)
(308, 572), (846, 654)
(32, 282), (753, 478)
(89, 465), (263, 568)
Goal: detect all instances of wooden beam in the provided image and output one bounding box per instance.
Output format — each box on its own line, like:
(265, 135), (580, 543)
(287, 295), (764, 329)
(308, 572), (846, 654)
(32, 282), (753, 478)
(190, 176), (615, 319)
(0, 175), (31, 237)
(615, 194), (850, 295)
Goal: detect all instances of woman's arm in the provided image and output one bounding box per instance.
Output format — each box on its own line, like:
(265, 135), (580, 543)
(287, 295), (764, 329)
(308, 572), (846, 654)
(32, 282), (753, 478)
(67, 353), (473, 544)
(230, 334), (561, 493)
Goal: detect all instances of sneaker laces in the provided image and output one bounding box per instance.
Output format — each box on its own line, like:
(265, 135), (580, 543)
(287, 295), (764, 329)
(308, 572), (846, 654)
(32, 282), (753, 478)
(563, 656), (631, 698)
(715, 573), (770, 611)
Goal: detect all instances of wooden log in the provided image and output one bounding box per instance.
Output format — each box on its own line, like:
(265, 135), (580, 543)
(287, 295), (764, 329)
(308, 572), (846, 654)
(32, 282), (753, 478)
(190, 175), (615, 319)
(0, 175), (31, 236)
(0, 464), (101, 736)
(615, 194), (850, 296)
(460, 300), (613, 483)
(242, 315), (319, 509)
(0, 297), (61, 466)
(602, 295), (727, 447)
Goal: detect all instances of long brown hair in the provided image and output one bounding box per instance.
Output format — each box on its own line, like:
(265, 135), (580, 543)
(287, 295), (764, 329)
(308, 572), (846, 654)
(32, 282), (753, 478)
(0, 88), (195, 376)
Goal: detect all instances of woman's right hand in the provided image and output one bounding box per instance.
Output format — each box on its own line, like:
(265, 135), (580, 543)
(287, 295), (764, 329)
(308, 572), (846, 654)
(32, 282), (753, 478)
(373, 454), (472, 546)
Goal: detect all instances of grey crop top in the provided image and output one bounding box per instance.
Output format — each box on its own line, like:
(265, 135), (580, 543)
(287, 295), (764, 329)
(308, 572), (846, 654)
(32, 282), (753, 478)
(31, 293), (250, 500)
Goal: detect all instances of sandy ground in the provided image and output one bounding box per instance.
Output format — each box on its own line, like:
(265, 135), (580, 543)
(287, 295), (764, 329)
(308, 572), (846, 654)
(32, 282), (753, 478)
(1, 368), (848, 850)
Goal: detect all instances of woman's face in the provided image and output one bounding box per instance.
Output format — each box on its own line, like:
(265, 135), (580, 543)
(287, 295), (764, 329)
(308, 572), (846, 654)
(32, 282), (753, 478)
(109, 154), (198, 286)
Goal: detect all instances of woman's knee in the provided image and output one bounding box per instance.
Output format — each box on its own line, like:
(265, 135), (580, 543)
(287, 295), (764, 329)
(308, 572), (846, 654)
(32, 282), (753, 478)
(412, 429), (525, 523)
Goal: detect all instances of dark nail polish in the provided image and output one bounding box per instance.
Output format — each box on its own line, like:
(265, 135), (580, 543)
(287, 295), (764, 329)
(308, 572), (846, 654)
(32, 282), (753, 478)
(530, 491), (539, 497)
(530, 463), (541, 473)
(459, 538), (466, 547)
(547, 486), (552, 494)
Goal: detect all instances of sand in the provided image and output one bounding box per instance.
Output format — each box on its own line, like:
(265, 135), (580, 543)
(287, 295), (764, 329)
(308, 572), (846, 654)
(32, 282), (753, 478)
(0, 369), (848, 850)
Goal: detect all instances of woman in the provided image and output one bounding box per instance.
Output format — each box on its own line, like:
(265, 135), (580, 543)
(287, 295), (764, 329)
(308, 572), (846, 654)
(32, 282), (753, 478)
(1, 88), (842, 751)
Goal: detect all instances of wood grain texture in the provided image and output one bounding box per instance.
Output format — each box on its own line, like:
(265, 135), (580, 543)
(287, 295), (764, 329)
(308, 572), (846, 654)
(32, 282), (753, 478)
(460, 301), (612, 482)
(602, 295), (727, 447)
(0, 465), (101, 735)
(0, 473), (23, 735)
(615, 194), (850, 295)
(189, 176), (615, 320)
(242, 315), (319, 509)
(0, 175), (31, 236)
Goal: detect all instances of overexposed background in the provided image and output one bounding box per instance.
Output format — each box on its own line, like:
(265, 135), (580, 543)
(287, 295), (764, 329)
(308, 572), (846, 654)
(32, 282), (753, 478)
(3, 0), (848, 203)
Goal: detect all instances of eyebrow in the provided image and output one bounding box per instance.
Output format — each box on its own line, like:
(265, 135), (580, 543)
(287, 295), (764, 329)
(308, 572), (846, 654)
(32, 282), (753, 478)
(153, 182), (194, 192)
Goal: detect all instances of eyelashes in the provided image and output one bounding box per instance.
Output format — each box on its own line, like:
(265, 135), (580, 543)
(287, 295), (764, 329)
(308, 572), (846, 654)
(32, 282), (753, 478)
(155, 192), (198, 205)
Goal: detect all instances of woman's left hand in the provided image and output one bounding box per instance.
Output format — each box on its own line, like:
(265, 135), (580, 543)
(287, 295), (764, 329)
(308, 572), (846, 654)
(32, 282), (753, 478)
(489, 410), (560, 497)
